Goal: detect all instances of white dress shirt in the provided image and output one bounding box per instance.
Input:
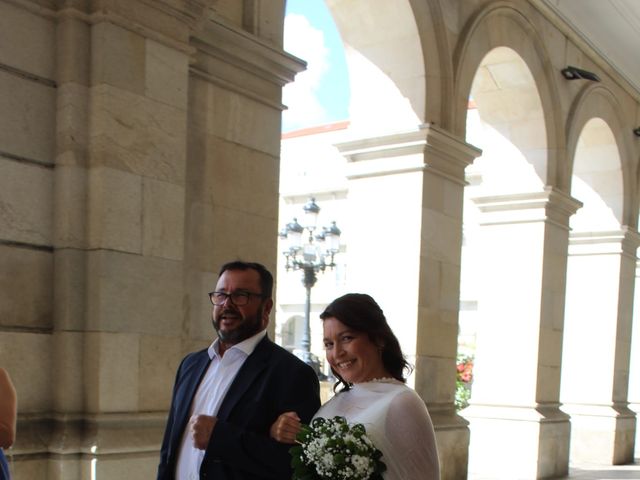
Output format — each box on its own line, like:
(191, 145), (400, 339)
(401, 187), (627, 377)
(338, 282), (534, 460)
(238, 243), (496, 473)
(175, 330), (267, 480)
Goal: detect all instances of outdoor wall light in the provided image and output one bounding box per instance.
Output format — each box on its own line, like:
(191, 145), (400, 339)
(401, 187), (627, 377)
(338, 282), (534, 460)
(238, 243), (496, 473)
(634, 127), (640, 137)
(561, 66), (601, 82)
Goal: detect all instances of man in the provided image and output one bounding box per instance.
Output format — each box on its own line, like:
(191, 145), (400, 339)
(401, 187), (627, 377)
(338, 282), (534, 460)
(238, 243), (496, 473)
(157, 261), (321, 480)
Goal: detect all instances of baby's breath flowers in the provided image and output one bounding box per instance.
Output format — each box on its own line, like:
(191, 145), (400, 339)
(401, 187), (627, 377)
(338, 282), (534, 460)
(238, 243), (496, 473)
(290, 416), (386, 480)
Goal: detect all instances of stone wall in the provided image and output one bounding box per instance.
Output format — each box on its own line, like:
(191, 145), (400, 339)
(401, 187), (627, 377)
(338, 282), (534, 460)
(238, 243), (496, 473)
(0, 1), (298, 478)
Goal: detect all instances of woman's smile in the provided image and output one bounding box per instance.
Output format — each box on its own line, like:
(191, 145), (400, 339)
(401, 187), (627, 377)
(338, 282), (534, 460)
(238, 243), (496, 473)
(323, 317), (390, 384)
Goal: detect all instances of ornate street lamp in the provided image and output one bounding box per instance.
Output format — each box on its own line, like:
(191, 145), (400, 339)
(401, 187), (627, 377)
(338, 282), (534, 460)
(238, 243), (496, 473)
(279, 198), (342, 368)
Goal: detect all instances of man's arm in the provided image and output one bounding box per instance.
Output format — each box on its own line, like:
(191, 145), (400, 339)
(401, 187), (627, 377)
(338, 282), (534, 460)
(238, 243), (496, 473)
(202, 359), (320, 478)
(157, 353), (201, 480)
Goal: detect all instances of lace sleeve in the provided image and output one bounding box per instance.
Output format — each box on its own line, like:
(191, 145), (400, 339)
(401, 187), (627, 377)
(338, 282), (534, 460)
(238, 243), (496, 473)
(384, 389), (440, 480)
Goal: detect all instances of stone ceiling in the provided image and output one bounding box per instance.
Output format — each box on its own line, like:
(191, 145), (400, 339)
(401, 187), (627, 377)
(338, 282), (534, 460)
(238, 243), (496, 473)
(541, 0), (640, 93)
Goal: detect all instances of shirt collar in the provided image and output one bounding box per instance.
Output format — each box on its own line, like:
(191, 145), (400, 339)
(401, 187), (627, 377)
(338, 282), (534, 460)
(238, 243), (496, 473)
(208, 329), (267, 360)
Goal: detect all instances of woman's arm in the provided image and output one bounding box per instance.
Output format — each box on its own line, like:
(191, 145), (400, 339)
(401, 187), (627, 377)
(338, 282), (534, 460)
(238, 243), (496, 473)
(0, 368), (17, 448)
(385, 390), (440, 480)
(269, 411), (302, 444)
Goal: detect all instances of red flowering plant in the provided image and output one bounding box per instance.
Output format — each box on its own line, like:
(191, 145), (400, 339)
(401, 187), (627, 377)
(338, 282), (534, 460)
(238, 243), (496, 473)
(455, 353), (474, 410)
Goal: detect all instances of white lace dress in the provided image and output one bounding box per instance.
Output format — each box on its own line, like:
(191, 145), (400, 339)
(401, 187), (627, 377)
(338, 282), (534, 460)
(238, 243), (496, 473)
(314, 379), (440, 480)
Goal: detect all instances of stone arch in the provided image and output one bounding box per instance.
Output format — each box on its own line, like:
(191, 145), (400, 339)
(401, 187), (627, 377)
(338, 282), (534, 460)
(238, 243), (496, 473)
(466, 46), (547, 194)
(407, 0), (454, 128)
(565, 85), (636, 228)
(454, 7), (579, 478)
(452, 2), (564, 189)
(561, 84), (639, 465)
(324, 0), (427, 136)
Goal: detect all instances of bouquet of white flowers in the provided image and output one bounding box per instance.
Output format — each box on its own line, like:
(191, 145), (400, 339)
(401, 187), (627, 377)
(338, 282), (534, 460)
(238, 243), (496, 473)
(290, 416), (386, 480)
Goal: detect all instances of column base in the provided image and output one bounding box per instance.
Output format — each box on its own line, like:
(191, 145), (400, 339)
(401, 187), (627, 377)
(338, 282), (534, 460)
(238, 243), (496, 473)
(562, 403), (637, 465)
(463, 404), (570, 479)
(9, 450), (159, 480)
(430, 407), (470, 480)
(10, 412), (165, 480)
(631, 402), (640, 460)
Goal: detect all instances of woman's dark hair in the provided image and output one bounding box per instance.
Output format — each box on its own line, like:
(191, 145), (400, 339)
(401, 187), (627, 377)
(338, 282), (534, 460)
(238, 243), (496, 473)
(319, 293), (412, 392)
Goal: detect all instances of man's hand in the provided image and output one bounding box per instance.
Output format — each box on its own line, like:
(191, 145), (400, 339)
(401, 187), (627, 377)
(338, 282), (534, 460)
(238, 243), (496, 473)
(190, 414), (217, 450)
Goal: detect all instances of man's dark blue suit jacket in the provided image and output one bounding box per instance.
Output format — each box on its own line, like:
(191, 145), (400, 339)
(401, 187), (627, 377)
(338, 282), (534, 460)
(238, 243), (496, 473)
(157, 335), (321, 480)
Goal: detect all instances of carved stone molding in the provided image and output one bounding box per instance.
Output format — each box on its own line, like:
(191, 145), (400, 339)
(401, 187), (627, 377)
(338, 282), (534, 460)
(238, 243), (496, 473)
(190, 14), (305, 109)
(337, 123), (481, 182)
(473, 187), (583, 229)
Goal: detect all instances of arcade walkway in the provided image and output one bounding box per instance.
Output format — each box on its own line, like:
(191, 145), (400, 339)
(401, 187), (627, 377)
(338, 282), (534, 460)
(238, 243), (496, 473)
(469, 458), (640, 479)
(562, 460), (640, 480)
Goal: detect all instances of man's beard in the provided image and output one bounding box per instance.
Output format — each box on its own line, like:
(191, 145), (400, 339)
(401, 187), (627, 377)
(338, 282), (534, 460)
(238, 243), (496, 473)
(213, 304), (264, 345)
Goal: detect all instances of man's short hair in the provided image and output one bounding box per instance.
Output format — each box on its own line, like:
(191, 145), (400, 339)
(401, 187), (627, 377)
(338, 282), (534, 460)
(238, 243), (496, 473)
(218, 261), (274, 298)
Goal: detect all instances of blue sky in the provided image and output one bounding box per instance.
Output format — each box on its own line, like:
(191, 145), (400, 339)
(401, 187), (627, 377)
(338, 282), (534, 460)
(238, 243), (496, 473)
(282, 0), (350, 132)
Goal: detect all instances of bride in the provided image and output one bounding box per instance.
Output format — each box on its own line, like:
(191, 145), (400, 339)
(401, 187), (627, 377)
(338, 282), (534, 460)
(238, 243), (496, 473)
(270, 293), (440, 480)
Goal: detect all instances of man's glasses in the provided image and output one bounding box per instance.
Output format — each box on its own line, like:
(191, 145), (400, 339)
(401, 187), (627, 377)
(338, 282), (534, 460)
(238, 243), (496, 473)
(208, 291), (264, 306)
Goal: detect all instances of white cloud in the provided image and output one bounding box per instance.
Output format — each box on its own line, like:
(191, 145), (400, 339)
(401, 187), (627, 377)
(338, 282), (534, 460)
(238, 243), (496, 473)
(282, 14), (331, 131)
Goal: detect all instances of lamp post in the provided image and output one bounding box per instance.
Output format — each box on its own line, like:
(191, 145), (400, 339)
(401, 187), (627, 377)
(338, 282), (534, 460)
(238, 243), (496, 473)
(279, 198), (342, 367)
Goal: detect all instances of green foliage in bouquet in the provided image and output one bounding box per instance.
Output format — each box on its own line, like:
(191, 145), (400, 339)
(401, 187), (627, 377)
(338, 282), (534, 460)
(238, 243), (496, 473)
(289, 416), (386, 480)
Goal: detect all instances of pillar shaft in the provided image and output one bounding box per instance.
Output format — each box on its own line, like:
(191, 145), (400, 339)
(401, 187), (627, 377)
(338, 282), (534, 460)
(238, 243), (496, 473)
(465, 188), (581, 479)
(338, 124), (481, 480)
(10, 2), (297, 479)
(561, 228), (639, 464)
(630, 261), (640, 459)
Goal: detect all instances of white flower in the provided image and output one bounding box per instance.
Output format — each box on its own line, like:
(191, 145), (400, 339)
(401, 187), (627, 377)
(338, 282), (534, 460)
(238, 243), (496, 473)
(291, 416), (386, 480)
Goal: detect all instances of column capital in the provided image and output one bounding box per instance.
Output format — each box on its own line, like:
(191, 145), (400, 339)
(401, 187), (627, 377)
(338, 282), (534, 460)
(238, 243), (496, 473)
(423, 123), (482, 184)
(337, 123), (481, 182)
(570, 226), (640, 257)
(57, 0), (209, 52)
(472, 187), (582, 229)
(190, 16), (306, 109)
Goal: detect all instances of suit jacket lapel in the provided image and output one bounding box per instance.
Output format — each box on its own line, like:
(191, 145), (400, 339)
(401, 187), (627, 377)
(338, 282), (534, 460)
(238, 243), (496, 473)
(172, 352), (211, 449)
(216, 336), (272, 420)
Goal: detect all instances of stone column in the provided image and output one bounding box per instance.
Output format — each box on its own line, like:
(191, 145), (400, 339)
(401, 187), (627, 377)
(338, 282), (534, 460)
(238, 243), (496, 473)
(630, 260), (640, 459)
(561, 228), (639, 465)
(49, 7), (92, 480)
(0, 1), (57, 478)
(415, 126), (481, 480)
(337, 124), (481, 480)
(43, 2), (200, 479)
(465, 189), (581, 479)
(185, 14), (305, 341)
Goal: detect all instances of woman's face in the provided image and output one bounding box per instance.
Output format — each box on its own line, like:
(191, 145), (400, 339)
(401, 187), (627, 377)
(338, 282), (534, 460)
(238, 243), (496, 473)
(322, 316), (390, 384)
